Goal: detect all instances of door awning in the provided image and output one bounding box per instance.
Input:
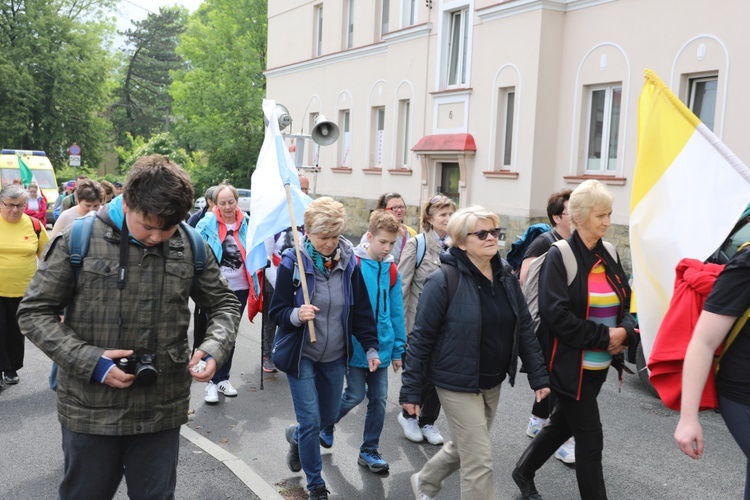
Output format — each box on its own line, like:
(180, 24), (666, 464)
(412, 133), (476, 152)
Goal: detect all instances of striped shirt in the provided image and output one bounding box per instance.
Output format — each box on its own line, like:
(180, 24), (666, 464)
(583, 263), (620, 370)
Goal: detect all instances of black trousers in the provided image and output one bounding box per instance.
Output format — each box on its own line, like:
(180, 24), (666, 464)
(0, 296), (24, 372)
(516, 369), (608, 500)
(401, 350), (441, 427)
(59, 425), (180, 500)
(261, 279), (275, 358)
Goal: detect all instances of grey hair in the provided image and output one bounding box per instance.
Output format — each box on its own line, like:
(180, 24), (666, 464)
(0, 184), (27, 201)
(447, 205), (501, 248)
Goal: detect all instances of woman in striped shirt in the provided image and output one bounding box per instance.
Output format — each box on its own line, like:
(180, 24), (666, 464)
(512, 179), (637, 500)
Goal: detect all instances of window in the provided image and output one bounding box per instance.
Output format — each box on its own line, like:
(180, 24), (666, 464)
(397, 99), (411, 167)
(344, 0), (354, 49)
(402, 0), (417, 27)
(339, 110), (351, 167)
(447, 8), (470, 87)
(585, 85), (621, 172)
(314, 5), (324, 57)
(438, 163), (460, 205)
(496, 88), (515, 167)
(688, 76), (717, 131)
(371, 107), (385, 167)
(381, 0), (390, 34)
(310, 112), (320, 165)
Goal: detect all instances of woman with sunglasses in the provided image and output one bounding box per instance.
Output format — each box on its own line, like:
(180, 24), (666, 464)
(513, 180), (636, 500)
(401, 205), (550, 500)
(396, 193), (455, 445)
(360, 192), (416, 264)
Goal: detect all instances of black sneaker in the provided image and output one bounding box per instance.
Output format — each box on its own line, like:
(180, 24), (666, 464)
(4, 371), (19, 385)
(308, 485), (329, 500)
(285, 425), (302, 472)
(512, 467), (543, 500)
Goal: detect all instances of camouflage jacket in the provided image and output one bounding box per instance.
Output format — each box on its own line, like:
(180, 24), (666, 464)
(18, 208), (241, 435)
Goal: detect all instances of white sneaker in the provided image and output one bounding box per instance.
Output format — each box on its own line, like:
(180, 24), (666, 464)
(554, 437), (576, 464)
(217, 380), (238, 397)
(398, 413), (424, 442)
(420, 424), (444, 445)
(526, 416), (549, 438)
(410, 472), (435, 500)
(205, 382), (219, 404)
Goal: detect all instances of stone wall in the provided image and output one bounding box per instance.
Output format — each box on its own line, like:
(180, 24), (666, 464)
(335, 194), (633, 276)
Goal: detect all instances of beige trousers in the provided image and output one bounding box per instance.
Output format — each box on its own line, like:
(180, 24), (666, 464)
(418, 385), (501, 499)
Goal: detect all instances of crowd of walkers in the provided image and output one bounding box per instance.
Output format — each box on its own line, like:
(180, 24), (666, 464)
(2, 157), (749, 500)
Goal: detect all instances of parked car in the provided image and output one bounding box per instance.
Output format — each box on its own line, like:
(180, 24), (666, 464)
(237, 188), (251, 214)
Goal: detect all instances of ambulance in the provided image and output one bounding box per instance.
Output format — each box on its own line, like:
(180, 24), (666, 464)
(0, 149), (59, 225)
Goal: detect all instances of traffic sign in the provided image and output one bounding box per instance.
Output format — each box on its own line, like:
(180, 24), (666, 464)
(69, 155), (81, 167)
(69, 144), (81, 155)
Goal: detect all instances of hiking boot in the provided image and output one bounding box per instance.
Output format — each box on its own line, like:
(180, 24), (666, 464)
(420, 424), (444, 445)
(319, 425), (334, 448)
(217, 380), (238, 397)
(204, 382), (219, 404)
(526, 416), (549, 438)
(554, 437), (575, 464)
(308, 485), (329, 500)
(285, 425), (302, 472)
(512, 467), (543, 500)
(398, 412), (424, 442)
(262, 357), (278, 373)
(410, 472), (435, 500)
(357, 449), (389, 473)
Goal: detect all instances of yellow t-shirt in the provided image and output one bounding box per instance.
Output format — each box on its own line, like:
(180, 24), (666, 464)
(0, 215), (49, 297)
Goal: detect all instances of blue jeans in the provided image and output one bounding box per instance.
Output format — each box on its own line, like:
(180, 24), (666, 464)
(719, 395), (750, 500)
(287, 356), (346, 490)
(336, 366), (388, 451)
(211, 288), (248, 384)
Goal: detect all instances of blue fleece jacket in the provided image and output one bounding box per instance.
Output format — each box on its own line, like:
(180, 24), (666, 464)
(352, 245), (406, 368)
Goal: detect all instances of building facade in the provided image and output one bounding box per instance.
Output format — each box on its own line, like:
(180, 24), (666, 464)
(266, 0), (750, 267)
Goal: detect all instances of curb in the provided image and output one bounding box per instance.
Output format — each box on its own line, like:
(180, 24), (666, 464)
(180, 425), (284, 500)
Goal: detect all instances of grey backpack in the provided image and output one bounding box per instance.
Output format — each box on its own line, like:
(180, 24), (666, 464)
(523, 240), (617, 333)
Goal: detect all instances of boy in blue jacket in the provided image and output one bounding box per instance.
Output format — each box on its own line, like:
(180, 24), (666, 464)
(319, 209), (407, 473)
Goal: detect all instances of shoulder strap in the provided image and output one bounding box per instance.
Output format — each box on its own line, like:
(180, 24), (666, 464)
(602, 241), (619, 263)
(716, 306), (750, 373)
(442, 264), (459, 306)
(415, 233), (426, 269)
(27, 215), (41, 238)
(541, 230), (556, 245)
(69, 214), (98, 290)
(389, 262), (398, 288)
(553, 240), (578, 286)
(180, 221), (206, 291)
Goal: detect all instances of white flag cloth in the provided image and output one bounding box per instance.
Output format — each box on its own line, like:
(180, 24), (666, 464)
(245, 100), (312, 276)
(630, 70), (750, 362)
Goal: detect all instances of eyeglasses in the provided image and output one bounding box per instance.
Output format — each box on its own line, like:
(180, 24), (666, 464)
(1, 201), (26, 210)
(467, 227), (502, 241)
(386, 205), (406, 211)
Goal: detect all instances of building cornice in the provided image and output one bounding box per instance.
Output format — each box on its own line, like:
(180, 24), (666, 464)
(477, 0), (616, 22)
(381, 22), (432, 44)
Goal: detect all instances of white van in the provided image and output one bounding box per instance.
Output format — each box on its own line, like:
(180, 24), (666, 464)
(0, 149), (59, 224)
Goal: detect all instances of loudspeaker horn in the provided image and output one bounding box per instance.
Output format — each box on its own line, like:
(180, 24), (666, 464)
(263, 103), (292, 131)
(311, 115), (340, 146)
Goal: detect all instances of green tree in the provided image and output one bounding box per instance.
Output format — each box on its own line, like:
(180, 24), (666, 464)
(110, 6), (188, 145)
(171, 0), (267, 186)
(0, 0), (117, 170)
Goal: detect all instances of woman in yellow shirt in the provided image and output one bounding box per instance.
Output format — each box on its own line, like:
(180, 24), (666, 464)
(0, 184), (49, 386)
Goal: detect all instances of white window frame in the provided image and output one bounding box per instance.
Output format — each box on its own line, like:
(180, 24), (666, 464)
(345, 0), (354, 49)
(688, 75), (718, 132)
(446, 8), (470, 88)
(584, 84), (622, 174)
(314, 4), (324, 57)
(381, 0), (390, 35)
(496, 87), (515, 168)
(397, 99), (411, 168)
(339, 110), (351, 167)
(401, 0), (417, 28)
(371, 107), (386, 168)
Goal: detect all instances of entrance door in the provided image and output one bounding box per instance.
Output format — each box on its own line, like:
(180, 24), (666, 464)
(438, 162), (460, 206)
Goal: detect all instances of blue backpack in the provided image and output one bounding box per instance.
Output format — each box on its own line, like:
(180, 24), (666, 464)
(506, 223), (552, 272)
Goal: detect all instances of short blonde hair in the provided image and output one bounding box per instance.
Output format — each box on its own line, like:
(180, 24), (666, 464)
(368, 209), (400, 235)
(304, 196), (347, 236)
(568, 179), (614, 230)
(447, 205), (500, 247)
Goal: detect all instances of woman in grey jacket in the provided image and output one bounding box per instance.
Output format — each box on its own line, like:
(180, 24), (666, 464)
(397, 193), (456, 445)
(400, 205), (550, 500)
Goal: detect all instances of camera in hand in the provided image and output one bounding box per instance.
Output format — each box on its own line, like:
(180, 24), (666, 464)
(117, 349), (158, 386)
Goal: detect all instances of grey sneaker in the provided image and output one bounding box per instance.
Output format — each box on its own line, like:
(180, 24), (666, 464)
(285, 425), (302, 472)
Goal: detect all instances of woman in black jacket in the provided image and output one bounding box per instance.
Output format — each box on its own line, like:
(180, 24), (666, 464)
(513, 180), (637, 500)
(400, 205), (550, 500)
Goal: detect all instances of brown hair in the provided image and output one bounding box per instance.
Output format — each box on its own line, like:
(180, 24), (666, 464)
(123, 155), (194, 229)
(420, 193), (456, 231)
(546, 189), (572, 227)
(368, 209), (400, 235)
(75, 179), (105, 203)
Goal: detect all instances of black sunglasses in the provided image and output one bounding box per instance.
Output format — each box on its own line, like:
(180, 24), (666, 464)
(467, 228), (502, 241)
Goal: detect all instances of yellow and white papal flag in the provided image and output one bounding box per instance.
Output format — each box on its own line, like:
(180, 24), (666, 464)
(630, 69), (750, 363)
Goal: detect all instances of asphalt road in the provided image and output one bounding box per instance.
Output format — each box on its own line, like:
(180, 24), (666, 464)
(1, 311), (744, 499)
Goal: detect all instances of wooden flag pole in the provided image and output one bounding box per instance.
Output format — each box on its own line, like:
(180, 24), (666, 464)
(285, 184), (316, 343)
